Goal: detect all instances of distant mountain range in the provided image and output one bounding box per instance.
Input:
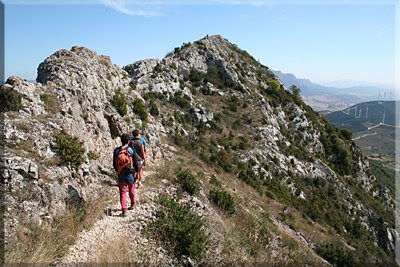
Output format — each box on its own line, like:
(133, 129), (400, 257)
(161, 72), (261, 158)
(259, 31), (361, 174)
(272, 70), (395, 112)
(322, 79), (394, 89)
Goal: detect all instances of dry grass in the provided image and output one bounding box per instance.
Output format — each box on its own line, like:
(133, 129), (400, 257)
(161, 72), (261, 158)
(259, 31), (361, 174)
(90, 236), (132, 264)
(40, 93), (60, 114)
(98, 56), (111, 67)
(5, 195), (106, 264)
(153, 161), (176, 182)
(14, 120), (31, 132)
(278, 230), (328, 266)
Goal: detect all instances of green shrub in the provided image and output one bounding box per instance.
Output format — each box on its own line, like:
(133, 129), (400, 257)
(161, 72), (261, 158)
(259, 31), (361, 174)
(285, 144), (310, 162)
(153, 63), (162, 73)
(0, 87), (22, 112)
(201, 85), (213, 95)
(176, 168), (200, 196)
(87, 150), (99, 160)
(262, 79), (292, 107)
(210, 175), (222, 187)
(290, 85), (302, 105)
(189, 68), (205, 86)
(264, 178), (294, 204)
(194, 40), (206, 50)
(238, 136), (250, 150)
(316, 243), (356, 266)
(173, 132), (187, 147)
(369, 160), (394, 198)
(147, 197), (209, 261)
(40, 93), (60, 113)
(281, 212), (298, 231)
(123, 116), (132, 124)
(344, 218), (366, 239)
(188, 64), (243, 91)
(209, 149), (234, 173)
(143, 92), (165, 101)
(129, 81), (137, 90)
(205, 62), (244, 91)
(181, 42), (191, 49)
(319, 133), (354, 175)
(228, 95), (239, 112)
(267, 79), (281, 92)
(237, 162), (262, 190)
(132, 98), (148, 122)
(170, 92), (191, 109)
(339, 128), (353, 141)
(209, 189), (236, 215)
(149, 100), (159, 116)
(112, 89), (128, 116)
(54, 131), (85, 168)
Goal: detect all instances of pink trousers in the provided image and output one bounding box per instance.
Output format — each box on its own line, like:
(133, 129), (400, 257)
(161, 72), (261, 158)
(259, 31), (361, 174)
(118, 182), (136, 211)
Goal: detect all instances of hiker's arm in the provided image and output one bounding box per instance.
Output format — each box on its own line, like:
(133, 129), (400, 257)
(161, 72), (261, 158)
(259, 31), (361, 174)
(130, 148), (137, 173)
(141, 144), (147, 165)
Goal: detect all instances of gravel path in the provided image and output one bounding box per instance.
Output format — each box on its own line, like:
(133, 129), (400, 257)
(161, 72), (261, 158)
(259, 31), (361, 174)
(56, 171), (177, 265)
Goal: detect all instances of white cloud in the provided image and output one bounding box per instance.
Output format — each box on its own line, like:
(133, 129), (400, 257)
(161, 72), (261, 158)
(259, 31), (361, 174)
(95, 0), (396, 16)
(100, 0), (161, 16)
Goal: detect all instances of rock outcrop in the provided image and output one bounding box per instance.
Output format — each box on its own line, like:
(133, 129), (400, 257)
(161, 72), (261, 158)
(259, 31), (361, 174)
(1, 46), (164, 238)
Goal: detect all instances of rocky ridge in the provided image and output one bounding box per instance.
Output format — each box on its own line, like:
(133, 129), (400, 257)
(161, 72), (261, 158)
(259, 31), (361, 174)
(124, 35), (396, 252)
(1, 35), (396, 264)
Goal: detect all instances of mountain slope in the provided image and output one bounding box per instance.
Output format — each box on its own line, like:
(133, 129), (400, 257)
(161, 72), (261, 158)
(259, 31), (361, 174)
(326, 101), (396, 132)
(1, 35), (396, 265)
(326, 101), (396, 170)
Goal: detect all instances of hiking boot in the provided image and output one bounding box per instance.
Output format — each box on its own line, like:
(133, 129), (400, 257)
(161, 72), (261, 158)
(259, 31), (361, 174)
(121, 210), (127, 217)
(128, 202), (137, 210)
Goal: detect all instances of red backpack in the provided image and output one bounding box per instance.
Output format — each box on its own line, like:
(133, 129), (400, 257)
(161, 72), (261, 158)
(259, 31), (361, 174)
(115, 147), (133, 175)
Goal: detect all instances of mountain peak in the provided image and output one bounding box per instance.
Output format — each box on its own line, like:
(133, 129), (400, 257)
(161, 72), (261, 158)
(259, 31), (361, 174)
(36, 45), (121, 86)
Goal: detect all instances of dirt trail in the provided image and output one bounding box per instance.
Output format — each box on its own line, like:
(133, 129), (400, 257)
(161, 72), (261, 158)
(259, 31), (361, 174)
(56, 170), (175, 265)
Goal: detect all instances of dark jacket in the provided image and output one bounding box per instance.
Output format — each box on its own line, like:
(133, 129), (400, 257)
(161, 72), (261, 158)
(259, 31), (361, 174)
(113, 145), (135, 183)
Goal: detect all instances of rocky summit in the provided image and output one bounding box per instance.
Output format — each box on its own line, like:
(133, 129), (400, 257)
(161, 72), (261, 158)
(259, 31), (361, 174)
(1, 35), (396, 265)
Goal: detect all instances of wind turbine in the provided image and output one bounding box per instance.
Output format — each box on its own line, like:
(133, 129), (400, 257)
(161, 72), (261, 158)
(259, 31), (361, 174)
(383, 110), (386, 124)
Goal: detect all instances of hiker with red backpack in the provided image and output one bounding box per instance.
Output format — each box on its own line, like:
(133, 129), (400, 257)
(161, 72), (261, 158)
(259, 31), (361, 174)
(129, 129), (147, 188)
(113, 133), (137, 217)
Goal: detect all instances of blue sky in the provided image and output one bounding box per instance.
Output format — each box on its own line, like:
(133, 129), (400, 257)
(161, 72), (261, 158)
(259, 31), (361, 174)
(4, 0), (397, 85)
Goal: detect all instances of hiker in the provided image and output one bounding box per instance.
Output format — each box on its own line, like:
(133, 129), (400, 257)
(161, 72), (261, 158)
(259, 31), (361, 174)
(129, 129), (147, 188)
(113, 133), (136, 217)
(138, 130), (149, 153)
